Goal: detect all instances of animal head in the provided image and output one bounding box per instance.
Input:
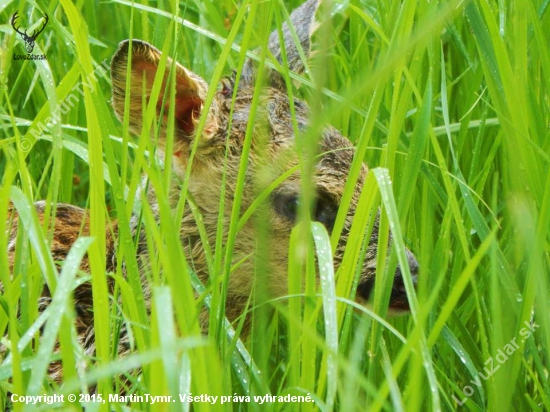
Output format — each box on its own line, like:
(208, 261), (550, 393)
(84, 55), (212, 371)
(11, 11), (49, 54)
(110, 0), (418, 319)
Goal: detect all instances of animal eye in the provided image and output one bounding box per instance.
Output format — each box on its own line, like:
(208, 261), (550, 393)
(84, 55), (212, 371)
(273, 194), (300, 222)
(273, 193), (338, 230)
(314, 196), (338, 231)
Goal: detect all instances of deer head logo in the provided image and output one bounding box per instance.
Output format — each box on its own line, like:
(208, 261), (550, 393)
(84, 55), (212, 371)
(11, 11), (49, 54)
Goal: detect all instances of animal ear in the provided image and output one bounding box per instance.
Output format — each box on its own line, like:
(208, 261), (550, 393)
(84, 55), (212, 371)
(110, 40), (220, 154)
(241, 0), (321, 89)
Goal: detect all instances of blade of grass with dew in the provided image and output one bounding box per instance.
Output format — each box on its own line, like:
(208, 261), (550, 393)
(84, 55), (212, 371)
(372, 167), (439, 409)
(311, 222), (338, 411)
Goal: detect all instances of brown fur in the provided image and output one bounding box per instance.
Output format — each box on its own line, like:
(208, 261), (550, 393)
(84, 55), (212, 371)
(4, 0), (418, 385)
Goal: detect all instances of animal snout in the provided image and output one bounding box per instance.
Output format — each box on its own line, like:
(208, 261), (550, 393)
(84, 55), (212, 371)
(355, 248), (419, 313)
(389, 249), (419, 312)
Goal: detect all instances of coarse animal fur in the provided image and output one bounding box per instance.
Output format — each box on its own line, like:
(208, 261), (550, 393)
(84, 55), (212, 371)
(4, 0), (418, 386)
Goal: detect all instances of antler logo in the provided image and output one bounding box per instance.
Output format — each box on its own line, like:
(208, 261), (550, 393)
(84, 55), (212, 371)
(11, 11), (49, 54)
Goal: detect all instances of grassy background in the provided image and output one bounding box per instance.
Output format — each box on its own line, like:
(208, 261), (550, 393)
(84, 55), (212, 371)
(1, 0), (549, 411)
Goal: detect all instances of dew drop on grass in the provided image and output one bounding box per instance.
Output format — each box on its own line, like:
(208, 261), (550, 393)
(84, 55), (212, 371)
(330, 0), (348, 16)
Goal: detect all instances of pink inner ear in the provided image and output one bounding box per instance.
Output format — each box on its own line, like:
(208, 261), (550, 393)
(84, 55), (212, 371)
(132, 59), (203, 136)
(155, 94), (202, 136)
(133, 60), (158, 83)
(172, 95), (202, 136)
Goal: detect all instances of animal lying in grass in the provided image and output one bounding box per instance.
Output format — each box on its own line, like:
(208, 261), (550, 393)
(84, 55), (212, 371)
(5, 0), (418, 384)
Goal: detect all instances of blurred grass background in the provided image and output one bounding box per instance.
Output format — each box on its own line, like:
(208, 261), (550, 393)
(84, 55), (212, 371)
(0, 0), (549, 411)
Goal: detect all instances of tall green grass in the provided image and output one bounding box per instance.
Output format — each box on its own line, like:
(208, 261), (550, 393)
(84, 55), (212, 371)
(0, 0), (548, 411)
